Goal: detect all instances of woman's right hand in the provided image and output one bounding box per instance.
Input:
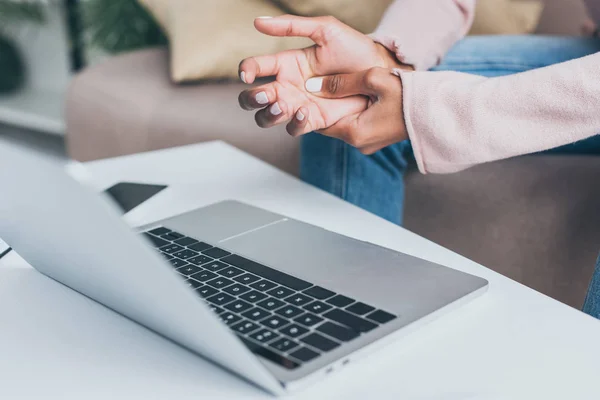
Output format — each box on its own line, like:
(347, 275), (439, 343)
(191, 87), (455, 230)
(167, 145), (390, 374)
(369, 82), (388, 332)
(238, 15), (411, 135)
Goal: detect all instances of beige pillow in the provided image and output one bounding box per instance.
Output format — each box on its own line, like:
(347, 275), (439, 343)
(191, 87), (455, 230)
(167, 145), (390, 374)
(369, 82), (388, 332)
(139, 0), (310, 82)
(469, 0), (544, 35)
(274, 0), (394, 34)
(139, 0), (544, 83)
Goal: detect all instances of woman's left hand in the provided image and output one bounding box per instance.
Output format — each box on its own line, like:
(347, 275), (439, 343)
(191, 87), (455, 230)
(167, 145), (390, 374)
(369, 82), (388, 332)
(292, 67), (409, 155)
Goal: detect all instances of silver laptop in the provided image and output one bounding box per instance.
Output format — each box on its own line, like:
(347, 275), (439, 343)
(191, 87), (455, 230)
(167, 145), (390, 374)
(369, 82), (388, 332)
(0, 145), (488, 395)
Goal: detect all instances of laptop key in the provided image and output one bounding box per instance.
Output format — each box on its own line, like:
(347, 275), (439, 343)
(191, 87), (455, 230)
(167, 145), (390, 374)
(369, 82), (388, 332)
(275, 305), (304, 319)
(161, 231), (184, 241)
(202, 261), (229, 272)
(172, 249), (198, 260)
(208, 305), (225, 315)
(169, 258), (189, 268)
(173, 236), (198, 247)
(224, 300), (253, 314)
(289, 347), (320, 363)
(279, 324), (309, 338)
(196, 286), (218, 298)
(239, 290), (268, 303)
(302, 301), (332, 315)
(223, 283), (251, 296)
(249, 280), (277, 292)
(149, 227), (170, 236)
(218, 266), (245, 278)
(323, 309), (378, 333)
(270, 338), (300, 353)
(242, 307), (272, 322)
(301, 333), (340, 352)
(303, 286), (336, 300)
(284, 293), (314, 307)
(202, 247), (232, 259)
(220, 312), (241, 325)
(346, 302), (375, 316)
(326, 295), (355, 308)
(160, 244), (184, 254)
(366, 310), (397, 324)
(231, 320), (260, 335)
(206, 277), (234, 289)
(184, 279), (203, 289)
(317, 322), (359, 342)
(221, 254), (313, 291)
(293, 313), (324, 328)
(144, 234), (169, 248)
(161, 252), (175, 260)
(267, 286), (295, 299)
(240, 337), (299, 370)
(188, 255), (213, 265)
(261, 315), (290, 330)
(233, 273), (261, 285)
(188, 242), (213, 252)
(206, 293), (235, 306)
(190, 270), (218, 282)
(176, 265), (203, 276)
(256, 297), (285, 311)
(249, 328), (280, 344)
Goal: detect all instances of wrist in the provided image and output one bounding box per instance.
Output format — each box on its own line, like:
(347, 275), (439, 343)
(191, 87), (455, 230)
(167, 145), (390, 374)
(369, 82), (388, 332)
(375, 43), (414, 72)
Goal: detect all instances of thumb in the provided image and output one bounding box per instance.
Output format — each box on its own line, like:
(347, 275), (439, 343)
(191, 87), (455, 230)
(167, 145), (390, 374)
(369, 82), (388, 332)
(305, 68), (386, 99)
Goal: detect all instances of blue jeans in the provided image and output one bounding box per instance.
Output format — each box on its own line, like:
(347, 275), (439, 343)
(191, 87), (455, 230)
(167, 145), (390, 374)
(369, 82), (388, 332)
(300, 36), (600, 316)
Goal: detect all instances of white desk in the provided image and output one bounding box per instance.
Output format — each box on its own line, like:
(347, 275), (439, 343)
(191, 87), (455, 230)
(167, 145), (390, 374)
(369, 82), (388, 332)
(1, 142), (599, 399)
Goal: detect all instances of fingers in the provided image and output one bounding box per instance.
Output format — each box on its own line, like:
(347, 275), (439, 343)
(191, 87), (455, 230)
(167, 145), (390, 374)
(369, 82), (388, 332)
(254, 100), (290, 129)
(286, 107), (310, 137)
(254, 15), (339, 45)
(238, 83), (277, 111)
(306, 67), (389, 99)
(239, 55), (279, 84)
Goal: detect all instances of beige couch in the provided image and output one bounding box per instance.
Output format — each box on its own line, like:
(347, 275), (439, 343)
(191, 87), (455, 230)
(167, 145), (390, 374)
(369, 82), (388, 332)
(66, 0), (600, 309)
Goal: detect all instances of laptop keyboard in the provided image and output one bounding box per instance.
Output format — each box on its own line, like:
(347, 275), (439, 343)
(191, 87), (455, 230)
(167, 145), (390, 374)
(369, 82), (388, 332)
(144, 227), (397, 369)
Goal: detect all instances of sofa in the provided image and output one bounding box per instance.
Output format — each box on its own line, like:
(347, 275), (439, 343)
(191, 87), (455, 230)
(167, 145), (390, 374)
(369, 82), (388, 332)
(66, 0), (600, 309)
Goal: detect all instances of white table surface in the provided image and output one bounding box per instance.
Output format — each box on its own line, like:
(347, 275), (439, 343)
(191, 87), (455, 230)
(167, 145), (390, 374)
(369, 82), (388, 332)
(1, 141), (599, 400)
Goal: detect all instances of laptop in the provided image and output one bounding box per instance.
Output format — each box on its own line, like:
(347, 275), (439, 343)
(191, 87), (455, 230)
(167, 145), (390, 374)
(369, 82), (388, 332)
(0, 144), (488, 395)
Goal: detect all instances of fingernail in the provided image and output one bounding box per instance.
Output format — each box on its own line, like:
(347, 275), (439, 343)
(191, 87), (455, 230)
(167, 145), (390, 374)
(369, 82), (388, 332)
(305, 77), (323, 93)
(255, 92), (269, 105)
(256, 16), (272, 19)
(296, 111), (305, 121)
(240, 71), (247, 84)
(270, 102), (282, 116)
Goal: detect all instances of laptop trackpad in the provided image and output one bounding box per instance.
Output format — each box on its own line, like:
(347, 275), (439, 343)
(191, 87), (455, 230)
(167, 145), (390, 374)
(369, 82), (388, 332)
(220, 219), (484, 317)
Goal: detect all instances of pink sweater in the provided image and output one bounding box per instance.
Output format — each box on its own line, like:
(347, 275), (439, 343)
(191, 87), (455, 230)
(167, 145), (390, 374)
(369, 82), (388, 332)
(372, 0), (600, 174)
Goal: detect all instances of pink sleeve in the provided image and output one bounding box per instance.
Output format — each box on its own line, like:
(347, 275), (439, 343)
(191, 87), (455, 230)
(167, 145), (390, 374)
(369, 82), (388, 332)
(371, 0), (475, 70)
(398, 53), (600, 174)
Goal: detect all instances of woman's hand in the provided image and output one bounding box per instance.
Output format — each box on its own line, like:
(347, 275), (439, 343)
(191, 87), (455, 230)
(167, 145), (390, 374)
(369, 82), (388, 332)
(238, 15), (410, 135)
(292, 67), (409, 155)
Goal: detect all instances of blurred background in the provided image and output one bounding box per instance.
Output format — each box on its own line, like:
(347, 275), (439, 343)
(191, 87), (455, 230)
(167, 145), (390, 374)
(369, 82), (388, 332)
(0, 0), (599, 312)
(0, 0), (591, 163)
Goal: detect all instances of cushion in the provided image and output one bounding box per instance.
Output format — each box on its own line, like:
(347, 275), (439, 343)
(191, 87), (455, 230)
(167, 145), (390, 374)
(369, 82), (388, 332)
(138, 0), (310, 82)
(139, 0), (544, 83)
(469, 0), (545, 35)
(274, 0), (394, 34)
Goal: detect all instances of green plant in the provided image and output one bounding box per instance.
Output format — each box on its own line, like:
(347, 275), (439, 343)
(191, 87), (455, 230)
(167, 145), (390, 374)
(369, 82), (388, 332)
(84, 0), (167, 54)
(0, 1), (46, 94)
(0, 1), (45, 28)
(0, 34), (25, 93)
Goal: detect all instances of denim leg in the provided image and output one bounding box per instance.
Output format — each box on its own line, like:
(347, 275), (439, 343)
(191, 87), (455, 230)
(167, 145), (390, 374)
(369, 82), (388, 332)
(435, 35), (600, 77)
(301, 133), (411, 225)
(300, 36), (600, 226)
(583, 255), (600, 319)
